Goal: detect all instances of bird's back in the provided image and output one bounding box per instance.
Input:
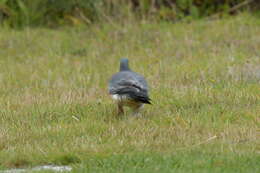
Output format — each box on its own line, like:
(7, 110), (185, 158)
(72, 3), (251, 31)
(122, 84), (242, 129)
(109, 71), (148, 93)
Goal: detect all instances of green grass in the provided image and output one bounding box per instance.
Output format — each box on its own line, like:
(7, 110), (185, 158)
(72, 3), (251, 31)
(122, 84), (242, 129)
(0, 13), (259, 172)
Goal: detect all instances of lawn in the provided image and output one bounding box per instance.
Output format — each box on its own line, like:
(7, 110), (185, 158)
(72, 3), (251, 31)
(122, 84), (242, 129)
(0, 13), (259, 172)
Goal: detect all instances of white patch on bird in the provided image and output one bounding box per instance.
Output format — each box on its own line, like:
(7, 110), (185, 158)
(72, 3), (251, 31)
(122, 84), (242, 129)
(111, 94), (128, 101)
(112, 94), (120, 100)
(111, 94), (142, 109)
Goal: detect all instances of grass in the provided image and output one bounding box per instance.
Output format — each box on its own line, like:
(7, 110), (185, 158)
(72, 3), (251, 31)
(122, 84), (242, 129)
(0, 13), (259, 172)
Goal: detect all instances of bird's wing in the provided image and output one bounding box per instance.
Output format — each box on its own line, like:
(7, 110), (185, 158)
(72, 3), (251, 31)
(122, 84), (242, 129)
(109, 71), (148, 95)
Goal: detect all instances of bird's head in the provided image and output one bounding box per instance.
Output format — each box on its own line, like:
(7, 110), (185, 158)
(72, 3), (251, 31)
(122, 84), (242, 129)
(120, 58), (130, 71)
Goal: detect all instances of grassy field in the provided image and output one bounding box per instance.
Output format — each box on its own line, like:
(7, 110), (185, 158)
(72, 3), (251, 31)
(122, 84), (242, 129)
(0, 13), (259, 172)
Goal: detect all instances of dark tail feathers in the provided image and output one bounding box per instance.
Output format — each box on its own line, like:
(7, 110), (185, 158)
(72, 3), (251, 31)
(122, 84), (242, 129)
(116, 87), (151, 104)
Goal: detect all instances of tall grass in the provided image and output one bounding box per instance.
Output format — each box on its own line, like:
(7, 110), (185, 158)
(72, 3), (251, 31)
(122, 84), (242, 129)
(0, 0), (257, 28)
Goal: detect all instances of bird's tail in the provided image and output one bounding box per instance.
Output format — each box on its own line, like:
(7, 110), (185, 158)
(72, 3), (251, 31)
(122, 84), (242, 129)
(115, 87), (151, 104)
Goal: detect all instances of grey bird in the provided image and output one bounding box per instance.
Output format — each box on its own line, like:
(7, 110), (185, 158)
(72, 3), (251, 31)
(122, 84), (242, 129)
(108, 58), (151, 116)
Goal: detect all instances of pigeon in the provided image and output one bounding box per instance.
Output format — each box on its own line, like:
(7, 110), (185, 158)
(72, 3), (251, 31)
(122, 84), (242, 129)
(108, 58), (151, 116)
